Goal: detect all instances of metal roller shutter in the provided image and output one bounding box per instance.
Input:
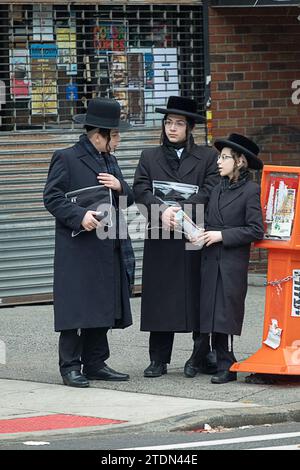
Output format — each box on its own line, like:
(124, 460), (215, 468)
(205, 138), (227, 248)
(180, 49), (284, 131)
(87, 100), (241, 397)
(0, 2), (206, 306)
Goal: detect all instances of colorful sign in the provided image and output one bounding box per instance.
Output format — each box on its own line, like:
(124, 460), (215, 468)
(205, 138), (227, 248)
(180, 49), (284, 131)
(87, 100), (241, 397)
(30, 44), (58, 60)
(10, 49), (30, 99)
(66, 84), (78, 101)
(94, 22), (126, 53)
(56, 27), (77, 76)
(31, 56), (57, 115)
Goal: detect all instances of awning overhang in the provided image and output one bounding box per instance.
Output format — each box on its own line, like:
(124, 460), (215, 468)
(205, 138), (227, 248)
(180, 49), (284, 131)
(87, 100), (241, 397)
(210, 0), (300, 7)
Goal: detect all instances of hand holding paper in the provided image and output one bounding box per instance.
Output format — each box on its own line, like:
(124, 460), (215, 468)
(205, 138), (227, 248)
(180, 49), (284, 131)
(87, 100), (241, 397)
(162, 206), (181, 230)
(175, 210), (205, 247)
(202, 231), (223, 247)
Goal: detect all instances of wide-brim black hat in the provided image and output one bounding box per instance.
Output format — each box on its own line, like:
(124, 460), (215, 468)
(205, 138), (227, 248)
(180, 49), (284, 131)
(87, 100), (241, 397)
(73, 97), (131, 131)
(214, 133), (263, 170)
(155, 96), (205, 124)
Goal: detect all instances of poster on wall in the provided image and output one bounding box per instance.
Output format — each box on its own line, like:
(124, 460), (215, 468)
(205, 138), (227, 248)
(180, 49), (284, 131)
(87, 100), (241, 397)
(109, 53), (127, 88)
(30, 44), (58, 115)
(128, 90), (145, 124)
(292, 270), (300, 318)
(144, 53), (154, 90)
(113, 90), (129, 121)
(32, 5), (54, 41)
(127, 53), (144, 89)
(56, 27), (77, 75)
(94, 22), (127, 54)
(10, 49), (30, 99)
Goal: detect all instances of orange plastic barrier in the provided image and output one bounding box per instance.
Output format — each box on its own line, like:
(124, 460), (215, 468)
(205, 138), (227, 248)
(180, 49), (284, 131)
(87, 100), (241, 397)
(231, 165), (300, 375)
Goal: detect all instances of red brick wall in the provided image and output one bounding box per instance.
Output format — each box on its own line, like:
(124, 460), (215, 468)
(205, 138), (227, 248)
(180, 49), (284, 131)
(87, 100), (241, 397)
(209, 6), (300, 274)
(209, 6), (300, 167)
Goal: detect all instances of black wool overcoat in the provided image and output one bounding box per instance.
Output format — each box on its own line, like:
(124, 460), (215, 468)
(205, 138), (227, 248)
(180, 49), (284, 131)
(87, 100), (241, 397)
(200, 179), (264, 336)
(43, 140), (133, 332)
(133, 144), (219, 332)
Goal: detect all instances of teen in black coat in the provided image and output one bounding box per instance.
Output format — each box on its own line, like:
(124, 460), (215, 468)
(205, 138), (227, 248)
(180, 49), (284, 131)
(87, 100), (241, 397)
(44, 98), (134, 387)
(133, 96), (219, 378)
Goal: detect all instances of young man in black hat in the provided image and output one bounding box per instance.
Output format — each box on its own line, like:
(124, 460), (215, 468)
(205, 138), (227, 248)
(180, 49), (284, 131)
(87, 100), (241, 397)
(44, 98), (135, 387)
(189, 133), (264, 384)
(133, 96), (219, 378)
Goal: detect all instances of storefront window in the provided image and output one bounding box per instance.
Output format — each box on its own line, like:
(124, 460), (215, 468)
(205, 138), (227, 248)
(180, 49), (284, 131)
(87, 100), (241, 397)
(0, 3), (205, 131)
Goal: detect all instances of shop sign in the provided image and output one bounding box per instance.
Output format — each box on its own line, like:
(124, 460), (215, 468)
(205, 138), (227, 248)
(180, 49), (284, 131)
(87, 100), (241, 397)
(30, 44), (58, 60)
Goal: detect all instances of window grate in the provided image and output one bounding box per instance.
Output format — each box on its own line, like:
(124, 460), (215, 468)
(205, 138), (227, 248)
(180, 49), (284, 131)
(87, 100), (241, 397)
(0, 2), (205, 132)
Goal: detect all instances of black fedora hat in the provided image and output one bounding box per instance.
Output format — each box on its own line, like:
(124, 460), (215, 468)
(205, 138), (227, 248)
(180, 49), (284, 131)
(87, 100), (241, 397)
(73, 98), (131, 130)
(155, 96), (205, 123)
(214, 133), (263, 170)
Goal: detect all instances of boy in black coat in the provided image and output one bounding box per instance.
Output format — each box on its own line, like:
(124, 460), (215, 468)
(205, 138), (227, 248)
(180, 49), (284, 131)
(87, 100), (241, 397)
(188, 133), (264, 384)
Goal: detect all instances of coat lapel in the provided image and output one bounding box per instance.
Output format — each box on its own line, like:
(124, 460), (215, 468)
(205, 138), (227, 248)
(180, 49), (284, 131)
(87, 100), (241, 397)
(75, 142), (102, 175)
(156, 148), (180, 180)
(177, 145), (203, 179)
(208, 184), (224, 226)
(219, 185), (244, 210)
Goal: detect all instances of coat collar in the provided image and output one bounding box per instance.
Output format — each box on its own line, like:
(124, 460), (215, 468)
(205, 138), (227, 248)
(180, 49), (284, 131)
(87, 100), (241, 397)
(73, 141), (102, 175)
(218, 183), (245, 210)
(156, 144), (203, 180)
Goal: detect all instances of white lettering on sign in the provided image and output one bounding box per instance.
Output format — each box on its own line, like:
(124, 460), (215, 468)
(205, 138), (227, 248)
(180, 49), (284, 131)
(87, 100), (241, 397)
(292, 270), (300, 317)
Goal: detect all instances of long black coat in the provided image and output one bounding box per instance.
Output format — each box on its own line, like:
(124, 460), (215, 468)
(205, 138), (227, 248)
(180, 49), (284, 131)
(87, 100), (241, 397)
(133, 144), (219, 332)
(43, 140), (133, 332)
(200, 178), (264, 336)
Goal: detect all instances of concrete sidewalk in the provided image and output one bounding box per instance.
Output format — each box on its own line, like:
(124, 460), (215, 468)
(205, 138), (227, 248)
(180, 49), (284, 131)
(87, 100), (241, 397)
(0, 282), (300, 439)
(0, 378), (257, 439)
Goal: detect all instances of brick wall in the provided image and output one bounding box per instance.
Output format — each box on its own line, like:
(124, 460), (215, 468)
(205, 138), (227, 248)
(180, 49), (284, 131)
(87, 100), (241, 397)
(209, 6), (300, 166)
(209, 6), (300, 274)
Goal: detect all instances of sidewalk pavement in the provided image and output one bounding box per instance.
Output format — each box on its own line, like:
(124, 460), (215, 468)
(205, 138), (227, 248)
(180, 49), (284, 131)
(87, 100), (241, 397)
(0, 278), (300, 440)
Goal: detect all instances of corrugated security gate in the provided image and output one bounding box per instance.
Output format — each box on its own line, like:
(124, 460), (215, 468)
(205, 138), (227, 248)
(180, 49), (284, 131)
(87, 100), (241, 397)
(0, 1), (206, 306)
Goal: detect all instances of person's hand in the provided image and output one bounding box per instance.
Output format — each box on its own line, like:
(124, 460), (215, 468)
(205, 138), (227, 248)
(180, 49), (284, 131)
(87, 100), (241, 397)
(97, 173), (122, 192)
(81, 211), (101, 231)
(202, 230), (223, 247)
(161, 206), (181, 230)
(188, 229), (205, 245)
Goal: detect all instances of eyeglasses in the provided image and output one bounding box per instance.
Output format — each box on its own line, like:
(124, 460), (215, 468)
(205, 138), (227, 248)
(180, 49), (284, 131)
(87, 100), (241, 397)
(217, 154), (234, 162)
(164, 119), (187, 129)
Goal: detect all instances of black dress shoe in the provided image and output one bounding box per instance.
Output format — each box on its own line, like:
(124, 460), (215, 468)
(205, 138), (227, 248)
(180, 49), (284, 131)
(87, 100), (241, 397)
(62, 370), (89, 388)
(211, 370), (237, 384)
(86, 365), (129, 381)
(201, 362), (218, 375)
(184, 360), (200, 378)
(201, 350), (218, 375)
(144, 361), (167, 378)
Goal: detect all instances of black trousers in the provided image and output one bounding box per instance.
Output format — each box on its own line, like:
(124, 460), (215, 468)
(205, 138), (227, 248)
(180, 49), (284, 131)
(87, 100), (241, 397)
(59, 327), (109, 377)
(149, 332), (175, 364)
(191, 332), (236, 372)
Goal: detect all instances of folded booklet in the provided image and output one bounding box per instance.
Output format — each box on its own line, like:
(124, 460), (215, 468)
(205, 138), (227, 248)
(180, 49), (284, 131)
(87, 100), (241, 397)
(152, 180), (199, 206)
(65, 185), (113, 237)
(175, 209), (205, 248)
